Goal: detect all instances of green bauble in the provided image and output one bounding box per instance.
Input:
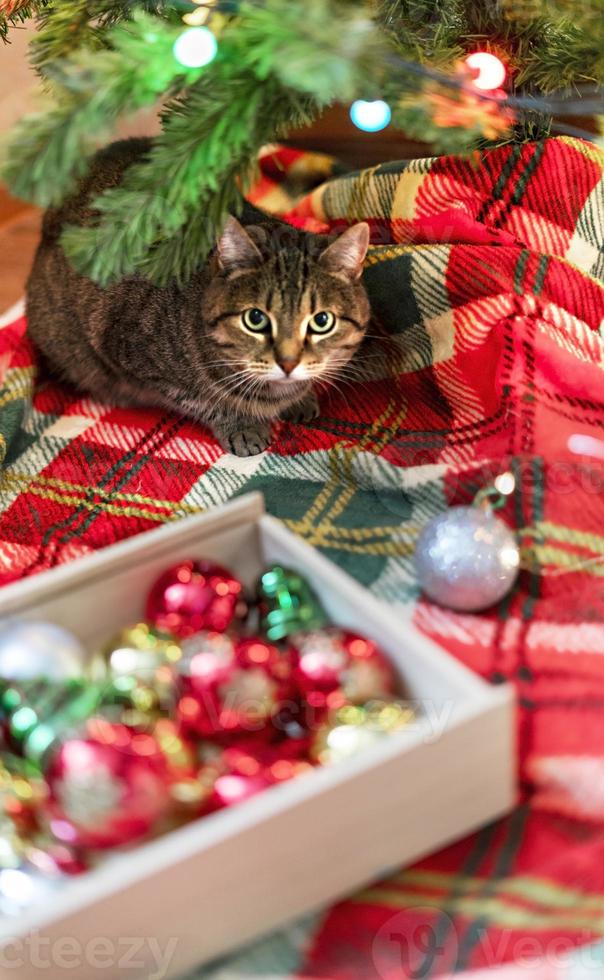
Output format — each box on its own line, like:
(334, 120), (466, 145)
(0, 680), (106, 767)
(257, 566), (328, 642)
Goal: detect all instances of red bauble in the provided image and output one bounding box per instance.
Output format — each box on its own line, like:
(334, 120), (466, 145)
(212, 768), (271, 808)
(195, 741), (312, 812)
(45, 720), (171, 850)
(145, 560), (246, 638)
(27, 843), (89, 877)
(176, 632), (295, 738)
(292, 628), (396, 713)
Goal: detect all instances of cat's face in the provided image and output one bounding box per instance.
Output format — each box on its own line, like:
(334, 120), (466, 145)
(201, 219), (371, 396)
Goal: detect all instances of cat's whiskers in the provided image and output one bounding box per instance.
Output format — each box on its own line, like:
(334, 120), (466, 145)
(209, 380), (252, 411)
(331, 365), (374, 391)
(232, 376), (269, 419)
(204, 362), (251, 381)
(212, 381), (257, 413)
(212, 369), (280, 418)
(209, 371), (258, 414)
(317, 363), (374, 400)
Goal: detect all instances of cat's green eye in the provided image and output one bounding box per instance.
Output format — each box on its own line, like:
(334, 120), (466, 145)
(309, 311), (336, 334)
(242, 308), (270, 333)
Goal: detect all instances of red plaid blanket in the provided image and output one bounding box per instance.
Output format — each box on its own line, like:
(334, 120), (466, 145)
(1, 137), (604, 977)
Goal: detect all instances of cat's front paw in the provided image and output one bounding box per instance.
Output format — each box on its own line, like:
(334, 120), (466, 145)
(222, 423), (272, 457)
(282, 391), (320, 425)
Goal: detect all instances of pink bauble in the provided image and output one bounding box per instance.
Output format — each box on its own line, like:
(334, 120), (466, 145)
(145, 560), (246, 638)
(176, 632), (295, 738)
(292, 628), (396, 712)
(45, 721), (170, 850)
(198, 741), (312, 812)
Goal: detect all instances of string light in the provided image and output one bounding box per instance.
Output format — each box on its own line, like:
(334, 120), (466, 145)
(350, 99), (392, 132)
(464, 52), (506, 91)
(173, 26), (218, 68)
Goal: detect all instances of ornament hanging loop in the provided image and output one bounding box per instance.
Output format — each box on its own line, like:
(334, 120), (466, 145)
(414, 469), (520, 612)
(473, 471), (515, 512)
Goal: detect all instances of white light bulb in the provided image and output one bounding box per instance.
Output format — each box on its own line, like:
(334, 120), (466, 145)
(465, 52), (506, 91)
(173, 27), (218, 69)
(350, 100), (392, 133)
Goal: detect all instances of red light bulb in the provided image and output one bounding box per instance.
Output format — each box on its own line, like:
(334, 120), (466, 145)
(465, 52), (506, 91)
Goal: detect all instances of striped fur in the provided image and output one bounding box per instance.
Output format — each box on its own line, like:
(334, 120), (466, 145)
(26, 139), (370, 456)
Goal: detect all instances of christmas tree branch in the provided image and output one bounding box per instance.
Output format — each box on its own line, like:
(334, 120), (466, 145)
(0, 0), (46, 43)
(59, 0), (381, 286)
(1, 11), (205, 206)
(31, 1), (173, 68)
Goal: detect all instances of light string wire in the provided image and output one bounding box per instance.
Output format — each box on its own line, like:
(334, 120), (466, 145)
(176, 0), (603, 143)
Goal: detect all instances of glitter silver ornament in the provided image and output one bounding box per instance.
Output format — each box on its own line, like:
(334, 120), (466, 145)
(414, 506), (520, 612)
(0, 620), (87, 681)
(0, 865), (62, 917)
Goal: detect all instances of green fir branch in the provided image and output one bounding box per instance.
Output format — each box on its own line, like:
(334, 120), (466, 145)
(1, 11), (205, 206)
(31, 0), (175, 69)
(0, 1), (47, 43)
(59, 0), (383, 286)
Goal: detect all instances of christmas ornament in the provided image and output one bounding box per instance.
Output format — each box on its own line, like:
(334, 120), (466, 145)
(146, 560), (246, 638)
(176, 632), (294, 738)
(45, 720), (170, 850)
(212, 769), (268, 806)
(0, 864), (63, 917)
(414, 473), (520, 612)
(465, 52), (506, 91)
(102, 623), (181, 717)
(350, 99), (392, 132)
(311, 702), (415, 765)
(0, 759), (48, 837)
(151, 719), (201, 810)
(103, 623), (181, 678)
(192, 741), (312, 812)
(173, 26), (218, 68)
(0, 774), (86, 903)
(167, 742), (268, 813)
(26, 840), (88, 877)
(0, 621), (87, 682)
(0, 552), (408, 867)
(0, 679), (106, 766)
(258, 566), (328, 641)
(292, 628), (396, 714)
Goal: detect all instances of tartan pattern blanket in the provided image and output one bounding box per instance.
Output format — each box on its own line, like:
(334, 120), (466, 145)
(2, 136), (604, 978)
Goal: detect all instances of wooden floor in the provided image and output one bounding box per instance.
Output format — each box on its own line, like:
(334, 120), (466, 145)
(0, 207), (41, 313)
(0, 106), (431, 313)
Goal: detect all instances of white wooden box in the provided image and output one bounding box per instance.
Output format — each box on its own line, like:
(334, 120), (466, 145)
(0, 493), (515, 979)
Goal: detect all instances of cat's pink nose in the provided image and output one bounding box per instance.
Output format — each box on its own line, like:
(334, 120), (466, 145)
(278, 358), (300, 376)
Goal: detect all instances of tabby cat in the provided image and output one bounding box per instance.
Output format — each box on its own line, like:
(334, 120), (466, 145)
(26, 138), (371, 456)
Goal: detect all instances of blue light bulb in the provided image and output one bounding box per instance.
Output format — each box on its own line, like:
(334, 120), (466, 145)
(350, 100), (392, 133)
(173, 27), (218, 69)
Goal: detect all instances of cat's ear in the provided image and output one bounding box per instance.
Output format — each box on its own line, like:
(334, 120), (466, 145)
(217, 217), (262, 275)
(319, 222), (370, 281)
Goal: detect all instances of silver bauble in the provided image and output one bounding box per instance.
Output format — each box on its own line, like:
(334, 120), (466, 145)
(0, 865), (62, 917)
(0, 620), (87, 681)
(414, 506), (520, 612)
